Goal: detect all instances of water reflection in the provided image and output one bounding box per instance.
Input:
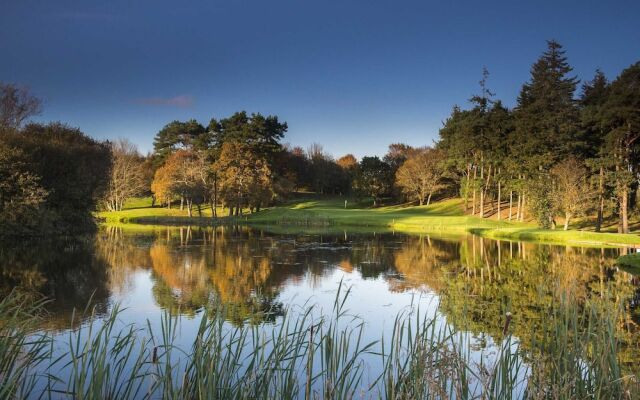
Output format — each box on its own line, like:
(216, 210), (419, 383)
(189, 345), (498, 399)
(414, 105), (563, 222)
(1, 226), (639, 367)
(0, 239), (111, 329)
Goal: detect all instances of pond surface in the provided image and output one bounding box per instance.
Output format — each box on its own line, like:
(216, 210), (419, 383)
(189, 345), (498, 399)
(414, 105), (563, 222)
(2, 225), (640, 395)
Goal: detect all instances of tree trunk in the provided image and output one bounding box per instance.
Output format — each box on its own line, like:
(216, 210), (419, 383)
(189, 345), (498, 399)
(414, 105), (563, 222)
(564, 212), (571, 231)
(621, 188), (629, 233)
(471, 166), (477, 215)
(168, 199), (172, 209)
(464, 164), (471, 211)
(497, 181), (501, 220)
(594, 167), (603, 232)
(211, 201), (216, 219)
(213, 175), (218, 218)
(479, 164), (485, 218)
(520, 193), (525, 222)
(187, 199), (192, 217)
(516, 193), (521, 221)
(426, 193), (432, 206)
(508, 191), (513, 221)
(180, 196), (184, 210)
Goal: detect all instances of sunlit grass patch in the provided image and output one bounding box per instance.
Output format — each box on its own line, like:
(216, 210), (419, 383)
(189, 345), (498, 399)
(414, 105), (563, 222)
(99, 196), (640, 246)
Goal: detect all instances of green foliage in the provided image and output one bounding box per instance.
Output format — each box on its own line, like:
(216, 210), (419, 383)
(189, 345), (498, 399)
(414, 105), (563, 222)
(514, 40), (581, 170)
(210, 111), (287, 163)
(0, 123), (111, 237)
(355, 156), (393, 205)
(527, 177), (555, 228)
(152, 119), (206, 165)
(0, 140), (48, 235)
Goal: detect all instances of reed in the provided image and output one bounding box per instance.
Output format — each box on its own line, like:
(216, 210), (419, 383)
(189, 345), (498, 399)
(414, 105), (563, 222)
(0, 285), (637, 399)
(0, 290), (50, 399)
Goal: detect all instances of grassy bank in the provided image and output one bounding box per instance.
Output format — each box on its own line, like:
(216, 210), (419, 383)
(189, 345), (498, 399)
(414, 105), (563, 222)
(98, 197), (640, 247)
(1, 287), (637, 399)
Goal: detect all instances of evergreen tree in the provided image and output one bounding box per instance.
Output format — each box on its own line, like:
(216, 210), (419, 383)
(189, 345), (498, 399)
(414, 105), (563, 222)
(152, 119), (206, 166)
(599, 62), (640, 233)
(580, 69), (610, 231)
(512, 40), (580, 225)
(514, 40), (580, 172)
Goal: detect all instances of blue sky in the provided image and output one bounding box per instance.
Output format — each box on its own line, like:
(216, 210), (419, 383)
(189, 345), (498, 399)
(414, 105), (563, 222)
(1, 0), (639, 158)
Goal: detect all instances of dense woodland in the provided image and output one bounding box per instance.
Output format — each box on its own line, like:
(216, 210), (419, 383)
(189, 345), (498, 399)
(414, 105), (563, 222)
(1, 40), (639, 237)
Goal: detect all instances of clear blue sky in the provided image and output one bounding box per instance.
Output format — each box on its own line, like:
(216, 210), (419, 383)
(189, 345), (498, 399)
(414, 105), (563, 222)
(2, 0), (638, 158)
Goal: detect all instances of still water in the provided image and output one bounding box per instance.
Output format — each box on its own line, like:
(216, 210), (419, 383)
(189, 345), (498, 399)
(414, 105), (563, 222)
(2, 225), (640, 396)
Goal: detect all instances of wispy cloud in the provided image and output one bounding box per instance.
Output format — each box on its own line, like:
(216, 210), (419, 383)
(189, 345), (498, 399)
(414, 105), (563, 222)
(135, 95), (195, 108)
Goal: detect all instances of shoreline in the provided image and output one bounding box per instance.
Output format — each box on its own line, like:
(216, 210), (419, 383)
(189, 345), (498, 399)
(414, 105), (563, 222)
(98, 198), (640, 248)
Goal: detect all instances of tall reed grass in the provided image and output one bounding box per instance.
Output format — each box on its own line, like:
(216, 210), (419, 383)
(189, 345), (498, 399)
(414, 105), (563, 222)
(0, 284), (637, 399)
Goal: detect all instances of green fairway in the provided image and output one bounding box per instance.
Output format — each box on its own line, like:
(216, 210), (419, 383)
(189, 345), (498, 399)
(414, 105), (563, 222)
(97, 197), (242, 224)
(98, 196), (640, 247)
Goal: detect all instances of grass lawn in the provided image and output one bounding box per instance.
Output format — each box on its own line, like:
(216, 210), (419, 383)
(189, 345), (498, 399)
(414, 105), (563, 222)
(97, 197), (240, 224)
(98, 196), (640, 247)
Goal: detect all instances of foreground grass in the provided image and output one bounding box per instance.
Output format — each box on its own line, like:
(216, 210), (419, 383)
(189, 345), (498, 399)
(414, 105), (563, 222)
(98, 197), (640, 246)
(1, 286), (637, 399)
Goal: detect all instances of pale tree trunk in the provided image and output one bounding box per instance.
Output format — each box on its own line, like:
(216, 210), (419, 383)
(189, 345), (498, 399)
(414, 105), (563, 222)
(564, 212), (571, 231)
(516, 193), (521, 221)
(497, 181), (501, 221)
(621, 188), (629, 233)
(187, 199), (192, 217)
(213, 175), (218, 218)
(426, 193), (432, 206)
(482, 165), (492, 218)
(180, 196), (184, 210)
(595, 166), (604, 232)
(471, 166), (477, 215)
(479, 164), (485, 218)
(464, 164), (471, 211)
(520, 193), (525, 222)
(508, 191), (513, 221)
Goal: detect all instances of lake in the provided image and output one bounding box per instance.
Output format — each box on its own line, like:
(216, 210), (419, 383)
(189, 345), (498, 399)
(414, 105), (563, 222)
(2, 225), (639, 398)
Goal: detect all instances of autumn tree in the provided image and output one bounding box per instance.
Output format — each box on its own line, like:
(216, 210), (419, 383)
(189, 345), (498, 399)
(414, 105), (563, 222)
(550, 157), (592, 230)
(215, 142), (273, 215)
(104, 139), (146, 211)
(395, 148), (447, 206)
(151, 150), (205, 216)
(337, 154), (358, 170)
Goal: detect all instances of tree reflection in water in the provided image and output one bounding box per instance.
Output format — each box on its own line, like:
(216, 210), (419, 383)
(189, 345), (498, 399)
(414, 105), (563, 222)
(2, 225), (639, 371)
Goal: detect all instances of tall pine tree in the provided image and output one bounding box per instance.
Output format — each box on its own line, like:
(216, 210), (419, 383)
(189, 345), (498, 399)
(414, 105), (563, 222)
(513, 40), (580, 226)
